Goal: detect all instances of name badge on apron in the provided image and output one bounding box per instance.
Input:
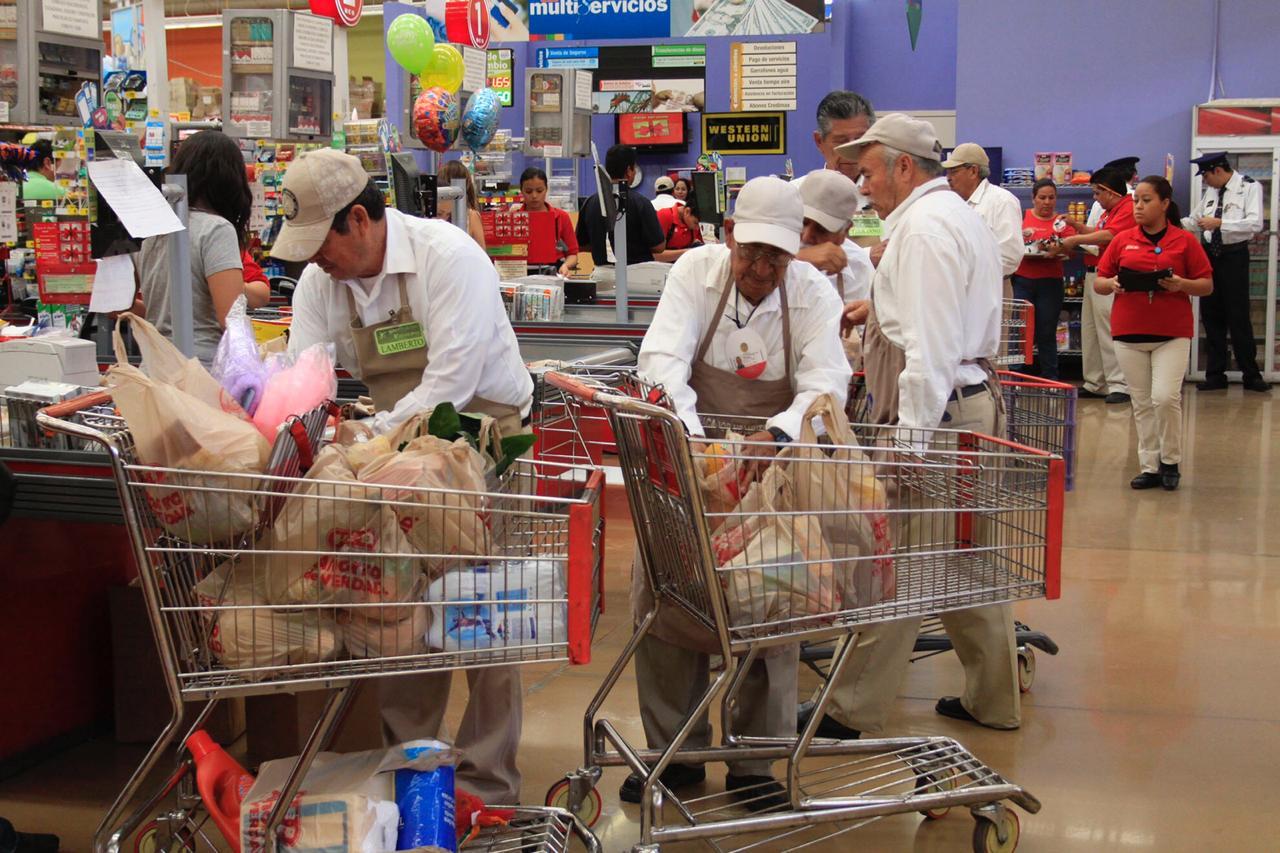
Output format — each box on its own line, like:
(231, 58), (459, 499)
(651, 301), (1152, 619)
(724, 326), (768, 380)
(373, 321), (427, 357)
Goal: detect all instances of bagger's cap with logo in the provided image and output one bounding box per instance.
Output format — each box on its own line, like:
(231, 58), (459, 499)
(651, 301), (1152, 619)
(270, 148), (371, 262)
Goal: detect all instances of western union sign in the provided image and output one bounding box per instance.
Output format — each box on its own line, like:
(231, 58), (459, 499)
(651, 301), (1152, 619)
(701, 112), (787, 155)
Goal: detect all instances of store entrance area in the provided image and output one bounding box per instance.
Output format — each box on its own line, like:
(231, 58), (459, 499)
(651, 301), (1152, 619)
(1, 387), (1276, 852)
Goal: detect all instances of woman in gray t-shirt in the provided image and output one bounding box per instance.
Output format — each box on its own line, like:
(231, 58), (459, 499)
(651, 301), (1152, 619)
(138, 130), (270, 364)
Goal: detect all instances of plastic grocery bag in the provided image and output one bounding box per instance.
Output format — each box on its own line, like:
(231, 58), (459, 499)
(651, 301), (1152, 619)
(693, 434), (748, 523)
(358, 435), (491, 578)
(212, 295), (274, 415)
(251, 344), (338, 440)
(710, 464), (839, 631)
(191, 558), (342, 678)
(776, 393), (895, 608)
(424, 560), (566, 653)
(341, 605), (430, 659)
(115, 312), (246, 416)
(241, 742), (460, 853)
(261, 444), (427, 618)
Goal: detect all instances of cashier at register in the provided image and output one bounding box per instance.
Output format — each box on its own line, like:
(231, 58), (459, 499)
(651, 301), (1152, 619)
(628, 176), (849, 810)
(573, 144), (666, 268)
(271, 148), (532, 804)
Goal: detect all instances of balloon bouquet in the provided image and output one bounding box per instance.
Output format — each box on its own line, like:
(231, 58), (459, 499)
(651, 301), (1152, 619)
(386, 14), (501, 154)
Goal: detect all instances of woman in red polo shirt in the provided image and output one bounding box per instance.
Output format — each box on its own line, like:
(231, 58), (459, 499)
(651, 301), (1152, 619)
(1095, 176), (1213, 491)
(518, 166), (579, 276)
(1013, 178), (1077, 379)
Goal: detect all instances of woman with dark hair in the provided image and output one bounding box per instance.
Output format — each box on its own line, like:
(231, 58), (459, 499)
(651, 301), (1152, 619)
(137, 130), (270, 364)
(437, 159), (487, 250)
(517, 166), (578, 276)
(1012, 177), (1075, 378)
(672, 176), (691, 202)
(1095, 175), (1213, 491)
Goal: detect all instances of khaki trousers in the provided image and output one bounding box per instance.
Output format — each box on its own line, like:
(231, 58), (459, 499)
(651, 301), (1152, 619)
(635, 632), (799, 777)
(825, 388), (1021, 732)
(1113, 338), (1191, 472)
(378, 667), (523, 803)
(1081, 272), (1128, 395)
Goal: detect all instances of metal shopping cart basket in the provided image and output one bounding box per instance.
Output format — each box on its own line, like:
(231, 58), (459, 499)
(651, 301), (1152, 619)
(998, 298), (1034, 367)
(999, 371), (1078, 492)
(37, 393), (605, 853)
(541, 371), (1064, 852)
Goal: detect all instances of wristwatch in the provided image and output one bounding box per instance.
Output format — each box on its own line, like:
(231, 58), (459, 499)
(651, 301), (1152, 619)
(767, 426), (792, 444)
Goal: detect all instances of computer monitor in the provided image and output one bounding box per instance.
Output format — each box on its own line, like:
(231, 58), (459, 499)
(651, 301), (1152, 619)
(692, 171), (724, 228)
(389, 151), (423, 217)
(90, 130), (150, 259)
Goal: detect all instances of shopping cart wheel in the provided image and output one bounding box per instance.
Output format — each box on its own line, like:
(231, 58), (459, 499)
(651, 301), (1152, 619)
(133, 821), (191, 853)
(972, 808), (1020, 853)
(1017, 646), (1037, 693)
(545, 777), (604, 828)
(916, 767), (958, 820)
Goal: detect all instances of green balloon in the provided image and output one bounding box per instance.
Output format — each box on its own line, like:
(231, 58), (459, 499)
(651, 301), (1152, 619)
(386, 15), (435, 75)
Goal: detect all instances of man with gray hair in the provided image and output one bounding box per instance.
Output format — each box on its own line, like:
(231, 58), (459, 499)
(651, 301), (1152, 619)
(797, 113), (1022, 741)
(942, 142), (1025, 282)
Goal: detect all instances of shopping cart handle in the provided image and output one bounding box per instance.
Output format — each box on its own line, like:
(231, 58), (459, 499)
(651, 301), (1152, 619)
(544, 371), (601, 403)
(39, 389), (112, 419)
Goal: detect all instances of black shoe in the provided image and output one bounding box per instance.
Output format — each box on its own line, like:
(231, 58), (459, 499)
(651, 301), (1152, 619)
(1105, 392), (1131, 404)
(1159, 463), (1180, 491)
(618, 764), (706, 804)
(1197, 377), (1228, 391)
(724, 774), (788, 813)
(1243, 377), (1272, 393)
(796, 701), (862, 740)
(1130, 472), (1161, 490)
(1077, 387), (1107, 399)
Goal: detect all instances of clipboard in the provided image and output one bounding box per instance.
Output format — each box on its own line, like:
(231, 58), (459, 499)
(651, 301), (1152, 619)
(1118, 266), (1174, 293)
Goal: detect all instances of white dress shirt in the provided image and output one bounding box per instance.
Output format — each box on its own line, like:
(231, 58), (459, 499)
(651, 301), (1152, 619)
(1181, 170), (1265, 246)
(652, 194), (680, 211)
(288, 209), (533, 435)
(967, 178), (1025, 277)
(837, 239), (874, 301)
(638, 243), (850, 439)
(873, 177), (1002, 430)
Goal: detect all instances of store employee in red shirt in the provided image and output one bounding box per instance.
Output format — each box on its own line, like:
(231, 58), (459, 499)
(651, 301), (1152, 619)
(1095, 176), (1213, 492)
(655, 198), (703, 262)
(1013, 178), (1077, 379)
(518, 166), (579, 276)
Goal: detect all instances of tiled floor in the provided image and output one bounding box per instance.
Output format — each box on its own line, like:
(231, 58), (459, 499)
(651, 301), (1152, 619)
(2, 386), (1278, 851)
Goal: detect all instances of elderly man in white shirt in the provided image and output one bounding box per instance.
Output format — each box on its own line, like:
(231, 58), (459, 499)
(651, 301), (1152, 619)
(942, 143), (1024, 295)
(626, 176), (850, 812)
(796, 114), (1022, 742)
(272, 148), (533, 804)
(797, 169), (874, 303)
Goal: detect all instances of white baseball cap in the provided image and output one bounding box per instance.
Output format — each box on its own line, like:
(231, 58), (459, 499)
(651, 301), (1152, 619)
(730, 176), (802, 255)
(270, 149), (373, 262)
(835, 112), (943, 163)
(654, 175), (675, 193)
(941, 142), (990, 169)
(798, 169), (860, 233)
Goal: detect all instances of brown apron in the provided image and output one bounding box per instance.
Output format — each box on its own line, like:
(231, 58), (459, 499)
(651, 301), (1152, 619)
(346, 276), (525, 435)
(632, 260), (797, 651)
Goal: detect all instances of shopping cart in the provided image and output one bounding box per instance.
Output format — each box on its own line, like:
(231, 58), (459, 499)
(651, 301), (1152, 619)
(37, 393), (606, 853)
(542, 371), (1064, 852)
(998, 298), (1034, 367)
(999, 371), (1078, 492)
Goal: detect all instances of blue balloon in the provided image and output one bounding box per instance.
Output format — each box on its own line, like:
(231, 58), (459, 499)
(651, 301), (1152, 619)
(460, 88), (501, 152)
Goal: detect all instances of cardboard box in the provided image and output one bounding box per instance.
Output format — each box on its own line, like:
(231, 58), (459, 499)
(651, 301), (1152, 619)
(1034, 152), (1053, 182)
(245, 680), (384, 768)
(168, 77), (198, 113)
(1053, 152), (1073, 186)
(108, 583), (245, 745)
(193, 86), (222, 121)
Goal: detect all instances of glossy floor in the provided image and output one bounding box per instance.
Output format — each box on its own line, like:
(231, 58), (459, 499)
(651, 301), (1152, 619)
(2, 386), (1277, 852)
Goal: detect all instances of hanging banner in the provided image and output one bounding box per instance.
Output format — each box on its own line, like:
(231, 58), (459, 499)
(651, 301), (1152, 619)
(528, 0), (672, 40)
(702, 112), (786, 154)
(536, 45), (705, 113)
(487, 49), (514, 107)
(503, 0), (825, 40)
(730, 41), (797, 111)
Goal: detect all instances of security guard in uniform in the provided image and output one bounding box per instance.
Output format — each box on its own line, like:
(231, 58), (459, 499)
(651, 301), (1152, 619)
(1183, 152), (1270, 392)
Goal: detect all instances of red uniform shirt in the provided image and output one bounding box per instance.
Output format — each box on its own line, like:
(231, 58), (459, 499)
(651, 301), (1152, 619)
(656, 203), (699, 250)
(1083, 194), (1135, 269)
(1097, 224), (1213, 339)
(1015, 209), (1077, 279)
(525, 206), (579, 265)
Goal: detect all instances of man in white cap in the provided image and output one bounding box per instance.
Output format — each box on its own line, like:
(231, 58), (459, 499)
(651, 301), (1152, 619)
(652, 174), (680, 211)
(627, 176), (850, 811)
(273, 148), (533, 804)
(942, 142), (1025, 290)
(797, 169), (874, 303)
(795, 114), (1022, 740)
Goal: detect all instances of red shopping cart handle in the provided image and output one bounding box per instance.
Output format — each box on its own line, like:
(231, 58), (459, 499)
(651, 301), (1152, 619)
(40, 389), (112, 419)
(545, 371), (602, 403)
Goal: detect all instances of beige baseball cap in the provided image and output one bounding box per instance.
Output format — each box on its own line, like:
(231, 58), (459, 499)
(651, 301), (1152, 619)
(730, 176), (803, 255)
(654, 175), (675, 193)
(798, 169), (860, 233)
(835, 112), (943, 163)
(941, 142), (990, 169)
(270, 149), (372, 262)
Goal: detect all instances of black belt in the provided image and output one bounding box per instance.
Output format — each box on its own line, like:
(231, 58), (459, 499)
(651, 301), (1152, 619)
(948, 383), (987, 402)
(1204, 241), (1250, 258)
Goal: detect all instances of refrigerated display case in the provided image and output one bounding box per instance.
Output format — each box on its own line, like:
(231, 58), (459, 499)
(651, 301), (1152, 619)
(222, 10), (334, 142)
(523, 68), (592, 158)
(1189, 99), (1280, 381)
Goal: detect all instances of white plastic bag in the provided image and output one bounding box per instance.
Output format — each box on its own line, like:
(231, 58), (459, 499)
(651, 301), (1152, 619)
(341, 605), (430, 659)
(424, 559), (566, 653)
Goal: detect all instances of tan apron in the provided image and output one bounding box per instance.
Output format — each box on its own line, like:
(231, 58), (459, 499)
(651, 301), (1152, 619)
(346, 276), (525, 435)
(632, 262), (797, 652)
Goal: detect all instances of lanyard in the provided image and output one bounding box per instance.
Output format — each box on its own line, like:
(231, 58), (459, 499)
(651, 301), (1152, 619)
(728, 287), (762, 330)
